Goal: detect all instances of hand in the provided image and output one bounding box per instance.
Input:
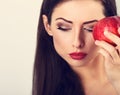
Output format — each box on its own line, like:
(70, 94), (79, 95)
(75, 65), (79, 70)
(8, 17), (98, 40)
(95, 28), (120, 94)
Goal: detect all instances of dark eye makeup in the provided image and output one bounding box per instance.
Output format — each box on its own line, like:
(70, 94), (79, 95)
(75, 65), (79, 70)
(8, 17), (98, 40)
(83, 25), (94, 32)
(57, 27), (71, 31)
(56, 20), (97, 32)
(56, 23), (72, 31)
(82, 20), (98, 32)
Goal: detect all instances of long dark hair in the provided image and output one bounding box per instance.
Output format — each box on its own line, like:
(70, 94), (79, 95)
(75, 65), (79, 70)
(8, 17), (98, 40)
(32, 0), (117, 95)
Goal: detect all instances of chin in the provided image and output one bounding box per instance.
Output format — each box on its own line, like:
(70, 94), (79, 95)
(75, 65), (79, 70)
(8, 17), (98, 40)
(66, 59), (86, 67)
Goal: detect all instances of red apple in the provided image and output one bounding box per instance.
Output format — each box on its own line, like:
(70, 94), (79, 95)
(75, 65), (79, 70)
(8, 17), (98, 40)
(93, 16), (120, 46)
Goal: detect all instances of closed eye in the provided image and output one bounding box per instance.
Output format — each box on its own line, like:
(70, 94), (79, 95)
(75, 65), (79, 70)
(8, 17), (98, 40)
(83, 27), (93, 32)
(57, 27), (71, 31)
(82, 20), (98, 32)
(82, 25), (94, 32)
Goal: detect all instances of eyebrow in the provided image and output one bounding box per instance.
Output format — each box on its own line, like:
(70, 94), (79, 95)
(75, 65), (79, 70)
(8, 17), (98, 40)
(56, 17), (72, 24)
(56, 17), (98, 25)
(83, 20), (98, 25)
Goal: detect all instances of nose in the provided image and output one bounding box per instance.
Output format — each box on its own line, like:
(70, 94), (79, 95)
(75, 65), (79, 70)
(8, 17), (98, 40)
(72, 28), (85, 48)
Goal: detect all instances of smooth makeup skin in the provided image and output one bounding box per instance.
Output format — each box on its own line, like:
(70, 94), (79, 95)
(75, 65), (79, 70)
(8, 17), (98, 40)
(44, 0), (105, 67)
(42, 0), (119, 95)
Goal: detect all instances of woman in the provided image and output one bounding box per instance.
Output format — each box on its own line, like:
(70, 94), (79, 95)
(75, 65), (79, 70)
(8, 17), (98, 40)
(32, 0), (120, 95)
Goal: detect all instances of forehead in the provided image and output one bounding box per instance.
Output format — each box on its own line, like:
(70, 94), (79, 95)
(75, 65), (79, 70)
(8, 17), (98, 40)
(51, 0), (105, 22)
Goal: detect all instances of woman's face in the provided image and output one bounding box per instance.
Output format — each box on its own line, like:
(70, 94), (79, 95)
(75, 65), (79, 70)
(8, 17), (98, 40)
(43, 0), (105, 67)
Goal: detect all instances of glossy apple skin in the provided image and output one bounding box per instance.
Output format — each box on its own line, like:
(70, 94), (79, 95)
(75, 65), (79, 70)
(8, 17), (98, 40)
(93, 16), (120, 46)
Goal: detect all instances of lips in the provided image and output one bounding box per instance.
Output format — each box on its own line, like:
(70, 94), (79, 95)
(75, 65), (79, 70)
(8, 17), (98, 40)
(69, 52), (87, 60)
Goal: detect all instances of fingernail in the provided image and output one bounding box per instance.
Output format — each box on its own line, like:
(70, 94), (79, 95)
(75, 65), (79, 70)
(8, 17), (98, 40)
(104, 30), (108, 35)
(95, 40), (99, 45)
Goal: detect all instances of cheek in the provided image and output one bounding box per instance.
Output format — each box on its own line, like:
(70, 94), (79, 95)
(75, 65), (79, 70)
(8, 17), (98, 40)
(86, 33), (96, 49)
(51, 30), (72, 55)
(53, 33), (69, 51)
(53, 35), (64, 49)
(87, 33), (94, 42)
(88, 36), (94, 46)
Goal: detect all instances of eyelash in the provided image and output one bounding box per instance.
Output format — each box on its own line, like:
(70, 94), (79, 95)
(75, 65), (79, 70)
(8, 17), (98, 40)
(83, 27), (93, 32)
(57, 27), (71, 31)
(57, 26), (94, 32)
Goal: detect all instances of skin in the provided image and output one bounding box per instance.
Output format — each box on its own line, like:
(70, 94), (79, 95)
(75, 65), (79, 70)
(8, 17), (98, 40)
(95, 29), (120, 95)
(43, 0), (120, 95)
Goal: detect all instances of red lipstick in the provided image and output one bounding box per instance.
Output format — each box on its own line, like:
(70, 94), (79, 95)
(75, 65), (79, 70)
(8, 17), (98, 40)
(69, 52), (87, 60)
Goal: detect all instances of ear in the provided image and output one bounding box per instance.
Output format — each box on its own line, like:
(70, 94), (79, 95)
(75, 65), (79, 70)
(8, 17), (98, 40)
(42, 15), (53, 36)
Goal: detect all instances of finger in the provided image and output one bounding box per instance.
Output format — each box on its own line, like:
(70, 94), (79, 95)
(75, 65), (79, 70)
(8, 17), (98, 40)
(98, 49), (114, 68)
(95, 40), (120, 62)
(115, 27), (120, 53)
(104, 30), (120, 46)
(98, 48), (111, 59)
(115, 45), (120, 54)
